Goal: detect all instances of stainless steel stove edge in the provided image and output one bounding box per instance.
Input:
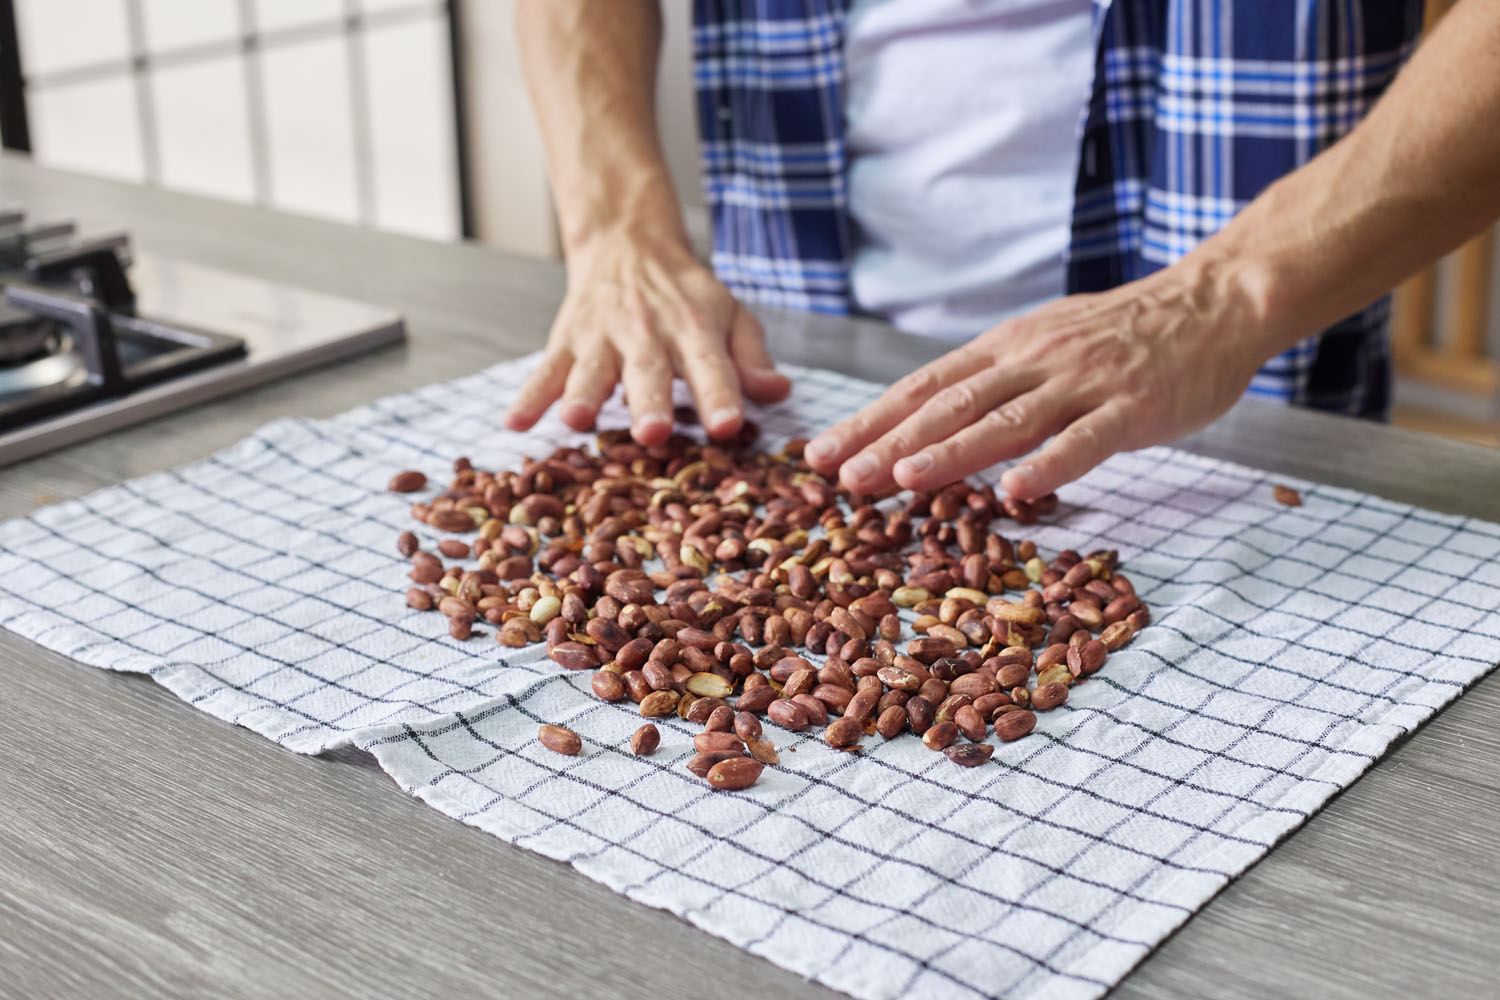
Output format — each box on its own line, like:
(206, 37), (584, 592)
(0, 318), (404, 468)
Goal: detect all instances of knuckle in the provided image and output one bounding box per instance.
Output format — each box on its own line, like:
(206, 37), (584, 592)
(880, 431), (914, 459)
(983, 403), (1028, 434)
(686, 344), (732, 370)
(621, 291), (652, 328)
(529, 352), (566, 380)
(893, 367), (940, 405)
(678, 305), (719, 341)
(572, 359), (610, 385)
(626, 350), (673, 378)
(839, 412), (874, 443)
(542, 320), (576, 352)
(947, 379), (983, 416)
(931, 436), (965, 465)
(1065, 417), (1106, 456)
(568, 368), (613, 399)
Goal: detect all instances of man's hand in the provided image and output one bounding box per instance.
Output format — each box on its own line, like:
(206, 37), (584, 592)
(803, 263), (1266, 500)
(812, 0), (1500, 501)
(504, 227), (790, 446)
(512, 0), (788, 445)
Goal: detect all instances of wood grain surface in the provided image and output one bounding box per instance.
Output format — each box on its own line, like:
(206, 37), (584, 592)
(1, 154), (1497, 999)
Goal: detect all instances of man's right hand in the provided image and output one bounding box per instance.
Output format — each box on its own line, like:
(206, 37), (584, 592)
(503, 227), (790, 446)
(511, 0), (789, 445)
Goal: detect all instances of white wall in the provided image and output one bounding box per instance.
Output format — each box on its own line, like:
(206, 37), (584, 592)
(455, 0), (554, 257)
(14, 0), (703, 254)
(459, 0), (705, 259)
(658, 0), (708, 248)
(17, 0), (462, 241)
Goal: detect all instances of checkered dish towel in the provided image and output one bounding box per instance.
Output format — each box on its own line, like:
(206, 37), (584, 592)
(2, 357), (1497, 1000)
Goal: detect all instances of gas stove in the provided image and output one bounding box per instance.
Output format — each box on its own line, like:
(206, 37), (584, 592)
(0, 209), (404, 466)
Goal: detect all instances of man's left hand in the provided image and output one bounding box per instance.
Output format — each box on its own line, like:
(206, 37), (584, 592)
(802, 262), (1269, 500)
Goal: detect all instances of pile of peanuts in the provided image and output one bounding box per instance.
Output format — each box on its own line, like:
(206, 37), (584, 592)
(390, 417), (1149, 789)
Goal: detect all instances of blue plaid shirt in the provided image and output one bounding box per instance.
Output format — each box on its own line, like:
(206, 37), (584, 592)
(692, 0), (1424, 418)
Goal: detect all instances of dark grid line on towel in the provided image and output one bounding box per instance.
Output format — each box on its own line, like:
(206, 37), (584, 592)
(509, 718), (1171, 948)
(31, 451), (1375, 804)
(4, 355), (1499, 1000)
(879, 456), (1395, 996)
(210, 413), (1490, 711)
(726, 699), (1122, 968)
(386, 710), (1119, 993)
(246, 364), (1500, 661)
(1052, 457), (1493, 593)
(0, 371), (1476, 773)
(1015, 444), (1492, 664)
(356, 361), (1495, 551)
(64, 392), (1434, 770)
(0, 514), (514, 737)
(365, 693), (1238, 893)
(492, 707), (1159, 972)
(0, 370), (1448, 817)
(288, 405), (1500, 669)
(103, 475), (545, 719)
(1008, 511), (1478, 997)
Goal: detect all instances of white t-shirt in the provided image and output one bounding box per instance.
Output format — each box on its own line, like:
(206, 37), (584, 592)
(844, 0), (1095, 338)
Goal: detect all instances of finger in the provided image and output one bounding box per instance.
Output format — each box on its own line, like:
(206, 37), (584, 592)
(670, 332), (745, 440)
(620, 343), (676, 447)
(557, 346), (621, 432)
(506, 349), (572, 430)
(1000, 404), (1123, 499)
(836, 368), (1041, 493)
(728, 306), (791, 405)
(804, 347), (990, 476)
(888, 388), (1071, 492)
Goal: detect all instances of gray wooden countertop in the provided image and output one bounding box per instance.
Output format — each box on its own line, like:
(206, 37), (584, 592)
(1, 155), (1497, 999)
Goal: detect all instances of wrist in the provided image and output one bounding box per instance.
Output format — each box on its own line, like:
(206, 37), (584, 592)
(1170, 226), (1291, 364)
(556, 168), (690, 263)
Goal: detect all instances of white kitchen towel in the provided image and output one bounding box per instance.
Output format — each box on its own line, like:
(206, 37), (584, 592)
(1, 357), (1497, 1000)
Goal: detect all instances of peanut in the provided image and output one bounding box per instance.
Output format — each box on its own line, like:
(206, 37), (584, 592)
(629, 724), (660, 755)
(390, 427), (1150, 765)
(538, 724), (581, 756)
(706, 757), (763, 790)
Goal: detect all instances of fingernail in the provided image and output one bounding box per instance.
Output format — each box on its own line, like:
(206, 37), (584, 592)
(634, 411), (671, 432)
(708, 407), (741, 429)
(1008, 463), (1036, 489)
(843, 453), (876, 484)
(894, 453), (933, 478)
(805, 436), (834, 464)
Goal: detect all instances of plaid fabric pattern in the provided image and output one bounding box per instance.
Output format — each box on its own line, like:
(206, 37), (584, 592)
(2, 355), (1498, 1000)
(693, 0), (853, 315)
(691, 0), (1422, 416)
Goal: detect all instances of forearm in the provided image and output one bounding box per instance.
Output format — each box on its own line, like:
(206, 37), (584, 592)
(804, 2), (1500, 500)
(1192, 0), (1500, 356)
(509, 1), (789, 443)
(515, 0), (686, 257)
